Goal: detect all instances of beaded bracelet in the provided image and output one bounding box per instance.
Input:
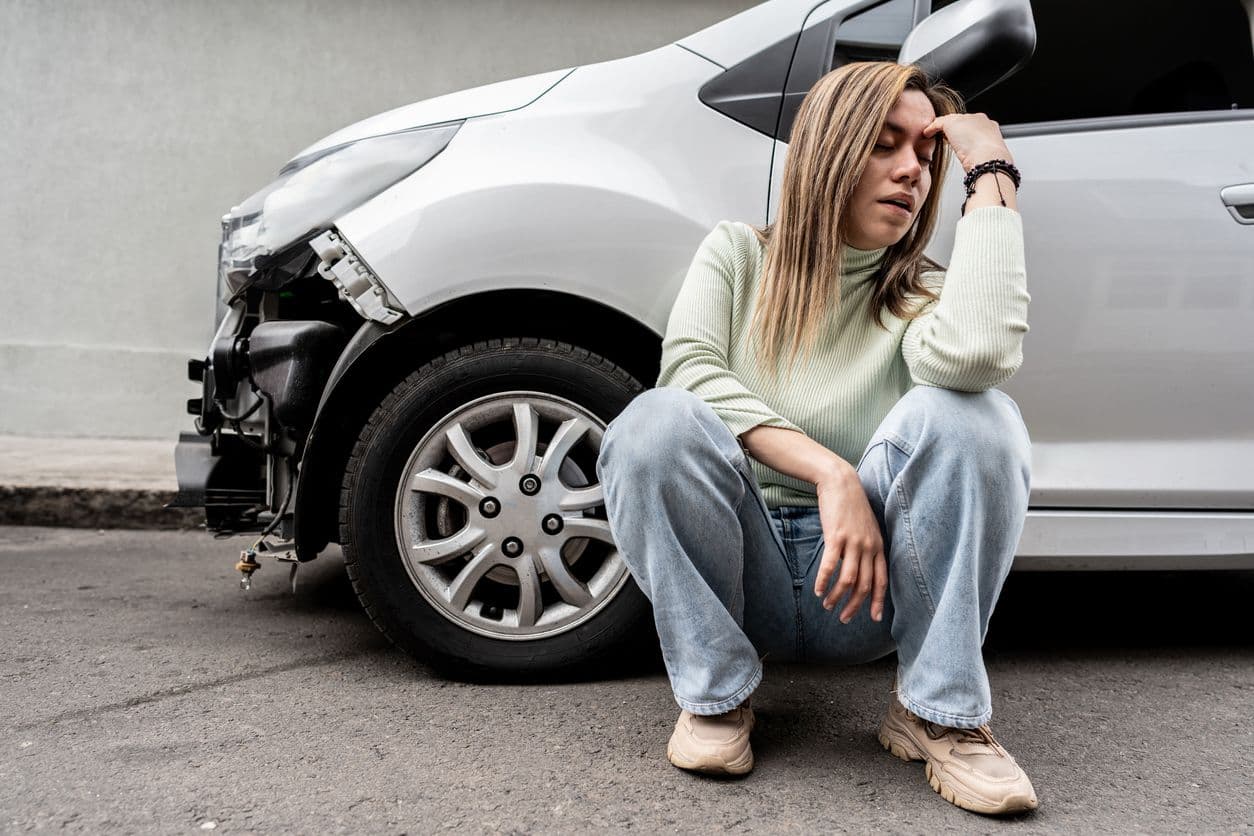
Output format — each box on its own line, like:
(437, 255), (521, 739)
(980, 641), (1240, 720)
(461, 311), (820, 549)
(960, 159), (1021, 215)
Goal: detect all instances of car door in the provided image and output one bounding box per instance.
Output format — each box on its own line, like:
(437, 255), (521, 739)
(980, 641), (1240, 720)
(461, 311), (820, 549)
(767, 0), (1254, 566)
(950, 0), (1254, 513)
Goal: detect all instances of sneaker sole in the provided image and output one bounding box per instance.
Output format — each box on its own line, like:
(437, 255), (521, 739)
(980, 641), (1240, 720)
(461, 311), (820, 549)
(879, 714), (1038, 816)
(925, 761), (1038, 815)
(666, 741), (754, 776)
(877, 713), (927, 763)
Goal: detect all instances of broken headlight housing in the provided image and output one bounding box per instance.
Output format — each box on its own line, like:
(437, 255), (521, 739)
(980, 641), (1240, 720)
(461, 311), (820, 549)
(217, 121), (462, 300)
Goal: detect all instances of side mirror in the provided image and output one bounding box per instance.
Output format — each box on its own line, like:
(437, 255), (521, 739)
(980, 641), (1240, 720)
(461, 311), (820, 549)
(898, 0), (1036, 102)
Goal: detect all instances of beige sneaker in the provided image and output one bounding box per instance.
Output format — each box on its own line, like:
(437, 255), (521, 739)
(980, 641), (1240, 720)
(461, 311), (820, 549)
(666, 703), (755, 776)
(878, 697), (1039, 815)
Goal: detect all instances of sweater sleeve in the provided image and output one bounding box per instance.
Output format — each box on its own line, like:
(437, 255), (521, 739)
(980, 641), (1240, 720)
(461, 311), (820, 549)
(656, 221), (804, 439)
(902, 205), (1031, 391)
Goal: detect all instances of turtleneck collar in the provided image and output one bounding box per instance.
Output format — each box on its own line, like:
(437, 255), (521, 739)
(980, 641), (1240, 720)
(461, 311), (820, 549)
(842, 242), (888, 283)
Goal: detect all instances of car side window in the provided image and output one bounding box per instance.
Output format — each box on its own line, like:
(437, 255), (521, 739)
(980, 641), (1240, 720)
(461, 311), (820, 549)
(778, 0), (919, 140)
(936, 0), (1254, 124)
(833, 0), (917, 66)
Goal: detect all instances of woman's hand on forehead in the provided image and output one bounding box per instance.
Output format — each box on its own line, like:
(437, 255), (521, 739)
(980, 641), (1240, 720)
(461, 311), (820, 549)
(923, 113), (1013, 173)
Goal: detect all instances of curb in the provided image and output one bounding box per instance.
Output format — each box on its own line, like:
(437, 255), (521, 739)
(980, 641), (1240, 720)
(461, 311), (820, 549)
(0, 486), (204, 531)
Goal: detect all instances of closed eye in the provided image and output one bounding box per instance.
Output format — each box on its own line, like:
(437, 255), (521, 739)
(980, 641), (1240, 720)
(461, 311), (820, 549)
(877, 143), (933, 165)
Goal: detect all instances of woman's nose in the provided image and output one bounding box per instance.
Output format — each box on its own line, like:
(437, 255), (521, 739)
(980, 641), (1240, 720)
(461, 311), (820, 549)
(894, 150), (922, 181)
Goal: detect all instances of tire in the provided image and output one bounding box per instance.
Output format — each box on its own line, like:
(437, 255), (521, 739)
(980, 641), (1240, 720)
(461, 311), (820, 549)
(339, 337), (651, 676)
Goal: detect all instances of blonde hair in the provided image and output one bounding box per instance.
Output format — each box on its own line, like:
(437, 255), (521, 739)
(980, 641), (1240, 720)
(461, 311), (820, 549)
(749, 62), (964, 377)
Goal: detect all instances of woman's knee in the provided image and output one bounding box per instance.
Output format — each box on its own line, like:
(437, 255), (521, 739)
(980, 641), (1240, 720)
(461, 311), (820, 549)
(598, 387), (735, 477)
(892, 385), (1031, 475)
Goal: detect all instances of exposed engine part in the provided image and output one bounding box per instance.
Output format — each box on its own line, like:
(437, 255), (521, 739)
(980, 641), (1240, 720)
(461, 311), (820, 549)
(246, 320), (348, 431)
(236, 549), (261, 590)
(236, 540), (300, 593)
(170, 433), (266, 528)
(311, 230), (405, 325)
(210, 301), (250, 394)
(234, 457), (300, 591)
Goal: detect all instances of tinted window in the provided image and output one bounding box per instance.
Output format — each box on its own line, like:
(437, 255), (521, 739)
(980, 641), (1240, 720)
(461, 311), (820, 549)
(936, 0), (1254, 124)
(832, 0), (917, 65)
(778, 0), (918, 140)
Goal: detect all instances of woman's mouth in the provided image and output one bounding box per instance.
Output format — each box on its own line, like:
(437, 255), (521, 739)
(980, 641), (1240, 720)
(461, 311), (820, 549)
(879, 199), (912, 218)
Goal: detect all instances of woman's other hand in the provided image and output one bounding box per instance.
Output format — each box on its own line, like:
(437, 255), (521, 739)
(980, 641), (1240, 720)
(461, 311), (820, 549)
(923, 112), (1013, 173)
(812, 463), (887, 623)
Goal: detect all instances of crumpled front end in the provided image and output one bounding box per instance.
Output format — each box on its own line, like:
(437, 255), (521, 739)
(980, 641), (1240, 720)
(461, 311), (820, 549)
(177, 124), (465, 537)
(177, 67), (577, 544)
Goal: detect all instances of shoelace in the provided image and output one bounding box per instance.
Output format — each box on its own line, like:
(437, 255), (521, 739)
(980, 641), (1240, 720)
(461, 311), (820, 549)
(924, 721), (1000, 749)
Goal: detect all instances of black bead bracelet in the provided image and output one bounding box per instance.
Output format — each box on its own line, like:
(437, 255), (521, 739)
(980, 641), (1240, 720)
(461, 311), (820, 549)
(961, 158), (1021, 215)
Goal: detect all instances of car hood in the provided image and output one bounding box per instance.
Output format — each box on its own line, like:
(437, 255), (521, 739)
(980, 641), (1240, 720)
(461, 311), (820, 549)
(287, 67), (575, 164)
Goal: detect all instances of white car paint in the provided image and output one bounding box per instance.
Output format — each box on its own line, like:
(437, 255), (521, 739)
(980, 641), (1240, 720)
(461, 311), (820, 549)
(320, 1), (1254, 569)
(678, 0), (826, 66)
(205, 0), (1254, 569)
(335, 45), (773, 335)
(289, 68), (573, 163)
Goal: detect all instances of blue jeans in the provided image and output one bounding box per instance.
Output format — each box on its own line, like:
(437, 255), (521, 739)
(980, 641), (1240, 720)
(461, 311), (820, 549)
(595, 385), (1031, 729)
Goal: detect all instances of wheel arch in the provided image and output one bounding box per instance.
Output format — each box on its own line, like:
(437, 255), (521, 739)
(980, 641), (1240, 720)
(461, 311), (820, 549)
(293, 288), (661, 560)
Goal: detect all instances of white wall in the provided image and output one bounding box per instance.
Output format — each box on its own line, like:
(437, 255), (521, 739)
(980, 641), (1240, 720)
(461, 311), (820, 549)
(0, 0), (756, 439)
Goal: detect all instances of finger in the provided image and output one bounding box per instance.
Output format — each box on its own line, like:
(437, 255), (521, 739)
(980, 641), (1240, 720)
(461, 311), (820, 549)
(870, 551), (888, 622)
(813, 543), (841, 598)
(921, 115), (947, 137)
(839, 550), (876, 624)
(823, 544), (860, 611)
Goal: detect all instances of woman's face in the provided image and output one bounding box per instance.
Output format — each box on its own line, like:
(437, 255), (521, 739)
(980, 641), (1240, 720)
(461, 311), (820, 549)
(844, 89), (939, 250)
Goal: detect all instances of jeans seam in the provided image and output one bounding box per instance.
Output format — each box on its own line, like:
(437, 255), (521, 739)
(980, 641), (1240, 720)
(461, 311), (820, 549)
(793, 587), (806, 661)
(736, 460), (790, 578)
(723, 452), (752, 619)
(883, 431), (915, 458)
(883, 441), (936, 617)
(780, 515), (806, 659)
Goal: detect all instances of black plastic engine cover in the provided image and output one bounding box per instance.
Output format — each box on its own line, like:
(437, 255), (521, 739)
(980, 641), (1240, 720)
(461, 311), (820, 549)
(246, 321), (348, 431)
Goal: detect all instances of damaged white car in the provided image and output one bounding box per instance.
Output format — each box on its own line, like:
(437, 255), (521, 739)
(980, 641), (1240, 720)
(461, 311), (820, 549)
(174, 0), (1254, 673)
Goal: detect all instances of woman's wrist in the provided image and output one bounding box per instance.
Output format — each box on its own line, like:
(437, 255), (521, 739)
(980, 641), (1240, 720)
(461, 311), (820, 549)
(814, 457), (859, 494)
(963, 170), (1019, 213)
(960, 153), (1020, 214)
(963, 146), (1014, 173)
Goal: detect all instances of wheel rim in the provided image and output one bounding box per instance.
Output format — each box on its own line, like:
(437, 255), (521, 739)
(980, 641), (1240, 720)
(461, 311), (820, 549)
(393, 391), (629, 640)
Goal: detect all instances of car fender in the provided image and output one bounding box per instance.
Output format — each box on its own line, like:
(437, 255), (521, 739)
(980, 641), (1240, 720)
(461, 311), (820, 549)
(333, 45), (776, 337)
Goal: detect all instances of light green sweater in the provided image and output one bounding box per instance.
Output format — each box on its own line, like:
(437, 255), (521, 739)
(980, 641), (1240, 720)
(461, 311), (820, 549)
(656, 205), (1029, 509)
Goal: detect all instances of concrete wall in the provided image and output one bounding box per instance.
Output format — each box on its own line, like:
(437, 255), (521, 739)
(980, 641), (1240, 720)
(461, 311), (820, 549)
(0, 0), (756, 439)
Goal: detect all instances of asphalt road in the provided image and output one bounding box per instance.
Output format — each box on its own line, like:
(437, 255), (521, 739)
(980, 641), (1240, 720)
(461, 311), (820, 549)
(1, 526), (1251, 833)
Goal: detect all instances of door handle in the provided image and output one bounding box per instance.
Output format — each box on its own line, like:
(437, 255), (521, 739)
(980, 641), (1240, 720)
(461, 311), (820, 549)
(1220, 183), (1254, 224)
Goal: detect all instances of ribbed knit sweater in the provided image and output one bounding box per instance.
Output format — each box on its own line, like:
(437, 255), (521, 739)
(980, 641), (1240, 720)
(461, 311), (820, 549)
(655, 205), (1029, 509)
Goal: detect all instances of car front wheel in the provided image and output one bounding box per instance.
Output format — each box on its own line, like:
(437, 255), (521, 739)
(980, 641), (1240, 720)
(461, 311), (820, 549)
(340, 337), (650, 675)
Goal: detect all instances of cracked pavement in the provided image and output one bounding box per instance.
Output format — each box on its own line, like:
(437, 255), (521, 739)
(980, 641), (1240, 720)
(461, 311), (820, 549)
(1, 526), (1251, 833)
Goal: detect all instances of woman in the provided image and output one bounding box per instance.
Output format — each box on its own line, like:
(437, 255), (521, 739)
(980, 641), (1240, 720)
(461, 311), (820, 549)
(594, 61), (1037, 816)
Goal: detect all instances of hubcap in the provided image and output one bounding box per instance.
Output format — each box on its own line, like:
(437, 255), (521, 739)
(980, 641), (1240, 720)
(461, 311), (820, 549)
(394, 391), (628, 640)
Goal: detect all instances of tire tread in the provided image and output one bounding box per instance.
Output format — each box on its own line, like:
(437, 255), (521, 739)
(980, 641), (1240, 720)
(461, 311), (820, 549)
(338, 337), (645, 676)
